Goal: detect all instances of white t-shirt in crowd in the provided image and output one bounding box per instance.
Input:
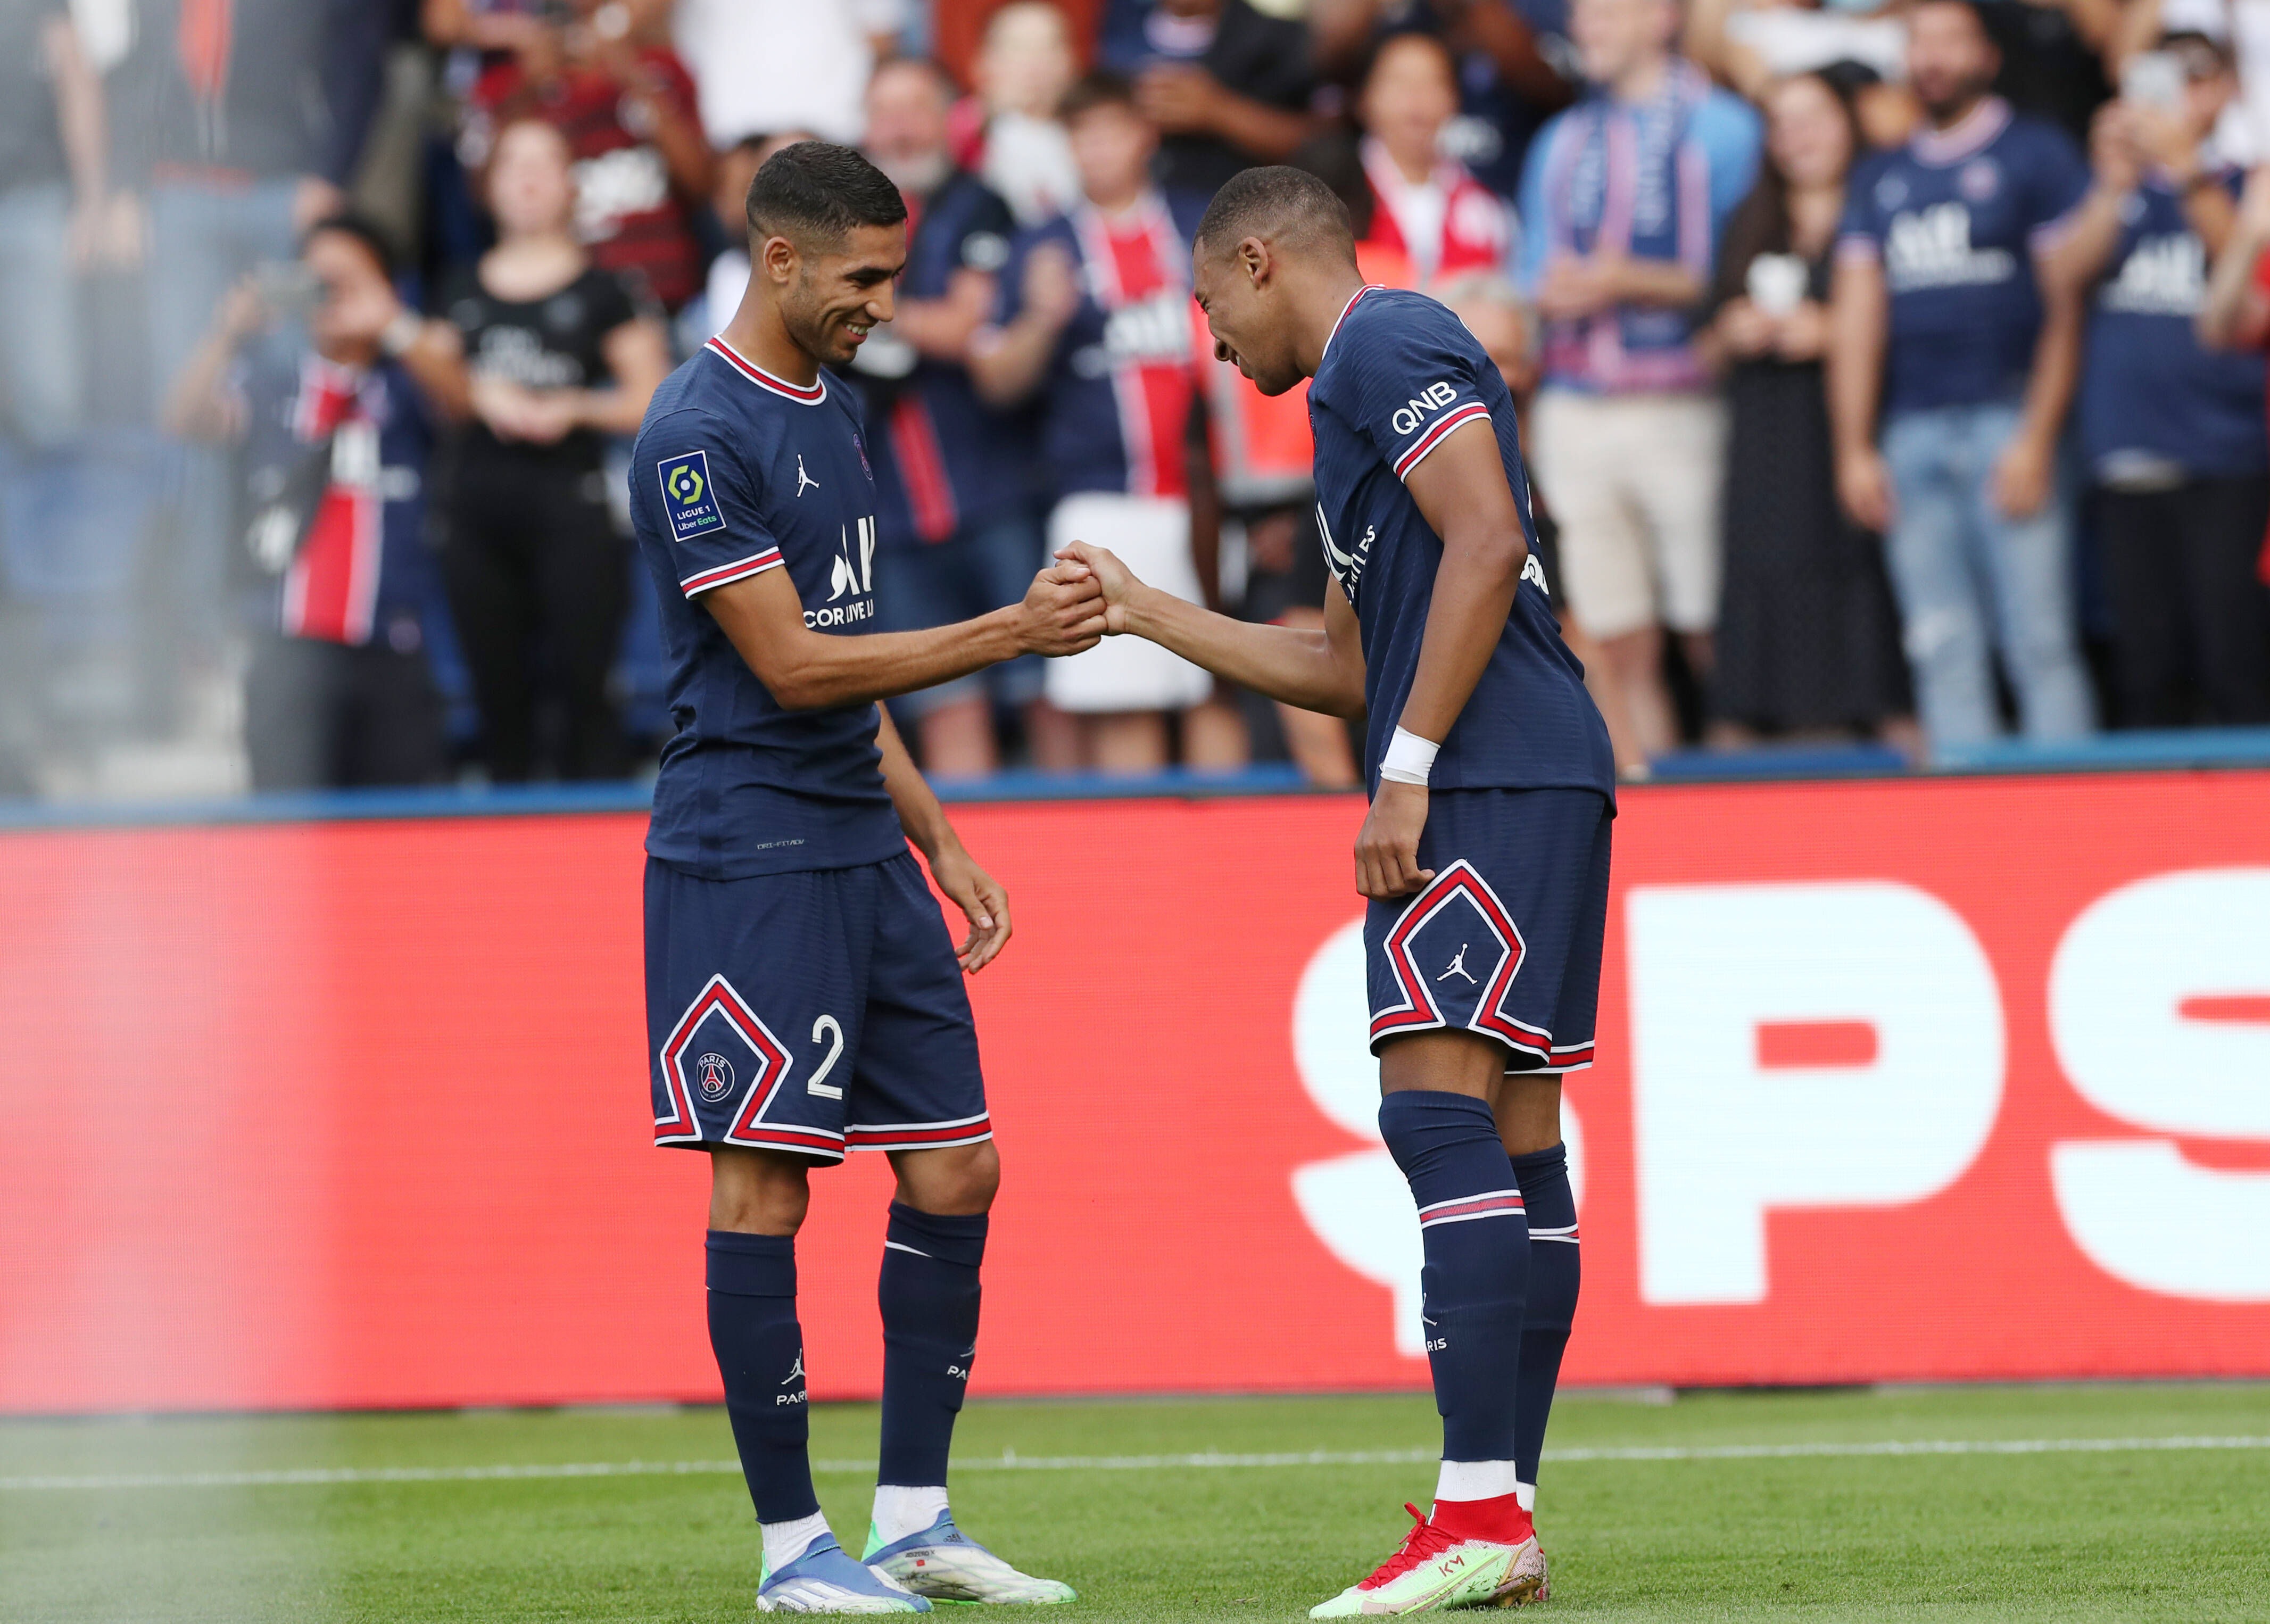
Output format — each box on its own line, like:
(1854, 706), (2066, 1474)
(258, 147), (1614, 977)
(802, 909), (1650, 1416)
(980, 111), (1083, 227)
(672, 0), (908, 147)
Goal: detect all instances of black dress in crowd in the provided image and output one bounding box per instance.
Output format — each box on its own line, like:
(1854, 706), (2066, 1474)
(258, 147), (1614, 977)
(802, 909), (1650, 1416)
(1711, 223), (1911, 734)
(434, 264), (638, 781)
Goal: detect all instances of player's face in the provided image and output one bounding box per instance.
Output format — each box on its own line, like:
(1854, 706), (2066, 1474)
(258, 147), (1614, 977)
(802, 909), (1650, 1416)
(781, 222), (908, 368)
(1192, 239), (1303, 397)
(1906, 3), (1998, 119)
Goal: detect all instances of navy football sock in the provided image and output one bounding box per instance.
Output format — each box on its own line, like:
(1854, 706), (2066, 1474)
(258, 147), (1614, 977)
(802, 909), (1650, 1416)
(706, 1230), (819, 1524)
(1378, 1090), (1529, 1465)
(877, 1202), (988, 1490)
(1509, 1142), (1580, 1504)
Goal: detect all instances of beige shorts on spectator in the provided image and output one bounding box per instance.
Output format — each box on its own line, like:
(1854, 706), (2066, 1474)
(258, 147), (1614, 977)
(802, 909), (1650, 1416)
(1530, 388), (1726, 641)
(1045, 493), (1215, 714)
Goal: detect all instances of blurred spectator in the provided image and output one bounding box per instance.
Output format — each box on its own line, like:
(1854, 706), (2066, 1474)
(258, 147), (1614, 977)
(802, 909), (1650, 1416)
(460, 0), (715, 311)
(0, 2), (134, 786)
(853, 58), (1058, 778)
(124, 0), (374, 679)
(163, 217), (463, 790)
(959, 1), (1086, 225)
(1310, 0), (1576, 197)
(1098, 0), (1323, 196)
(672, 0), (908, 149)
(1829, 0), (2096, 752)
(2081, 37), (2270, 726)
(1514, 0), (1761, 758)
(970, 71), (1247, 772)
(1309, 31), (1518, 283)
(691, 130), (815, 341)
(430, 118), (670, 780)
(1706, 73), (1912, 746)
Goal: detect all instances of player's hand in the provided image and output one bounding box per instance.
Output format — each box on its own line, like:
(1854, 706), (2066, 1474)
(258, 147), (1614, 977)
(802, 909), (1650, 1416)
(1991, 432), (2052, 519)
(1012, 565), (1107, 655)
(1051, 541), (1144, 635)
(928, 840), (1013, 973)
(1354, 780), (1434, 901)
(1836, 445), (1896, 534)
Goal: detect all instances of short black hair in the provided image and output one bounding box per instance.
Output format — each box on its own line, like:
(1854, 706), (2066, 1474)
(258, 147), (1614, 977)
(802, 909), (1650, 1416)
(1195, 165), (1356, 265)
(1910, 0), (1993, 36)
(745, 140), (908, 247)
(302, 211), (397, 280)
(1058, 69), (1138, 123)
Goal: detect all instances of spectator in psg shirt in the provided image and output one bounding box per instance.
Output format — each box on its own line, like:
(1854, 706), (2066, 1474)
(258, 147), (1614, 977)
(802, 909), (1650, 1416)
(853, 57), (1059, 779)
(462, 0), (714, 310)
(1829, 0), (2097, 753)
(431, 118), (672, 781)
(971, 71), (1249, 773)
(163, 217), (465, 791)
(2056, 33), (2270, 728)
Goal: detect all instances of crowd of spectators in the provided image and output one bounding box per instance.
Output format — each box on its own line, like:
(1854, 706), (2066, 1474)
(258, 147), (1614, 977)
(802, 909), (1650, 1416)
(5, 0), (2270, 800)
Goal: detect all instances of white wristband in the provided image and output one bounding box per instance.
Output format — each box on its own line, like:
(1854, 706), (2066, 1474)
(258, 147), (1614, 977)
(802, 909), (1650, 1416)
(1378, 725), (1439, 786)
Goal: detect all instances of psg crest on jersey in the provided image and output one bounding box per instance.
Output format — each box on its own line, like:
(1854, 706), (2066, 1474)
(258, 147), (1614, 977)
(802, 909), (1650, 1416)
(695, 1051), (736, 1103)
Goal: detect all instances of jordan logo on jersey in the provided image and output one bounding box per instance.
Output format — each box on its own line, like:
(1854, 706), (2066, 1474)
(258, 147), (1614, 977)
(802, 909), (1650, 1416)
(795, 455), (819, 497)
(808, 517), (879, 628)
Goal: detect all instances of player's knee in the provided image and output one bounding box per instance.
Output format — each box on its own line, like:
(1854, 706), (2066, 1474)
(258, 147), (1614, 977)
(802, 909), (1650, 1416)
(893, 1139), (1000, 1216)
(708, 1148), (812, 1235)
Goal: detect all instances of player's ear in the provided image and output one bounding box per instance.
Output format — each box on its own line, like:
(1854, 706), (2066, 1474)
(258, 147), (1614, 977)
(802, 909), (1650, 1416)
(1239, 236), (1270, 289)
(760, 233), (799, 286)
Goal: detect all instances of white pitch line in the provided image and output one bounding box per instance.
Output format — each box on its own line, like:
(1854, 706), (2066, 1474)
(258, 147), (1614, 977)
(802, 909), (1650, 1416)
(2, 1436), (2265, 1493)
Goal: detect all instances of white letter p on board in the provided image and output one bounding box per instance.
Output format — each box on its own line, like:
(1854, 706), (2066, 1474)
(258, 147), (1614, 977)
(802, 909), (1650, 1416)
(1628, 882), (2004, 1305)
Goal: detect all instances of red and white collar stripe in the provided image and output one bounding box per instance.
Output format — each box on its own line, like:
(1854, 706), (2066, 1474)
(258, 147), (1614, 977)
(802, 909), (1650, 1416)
(705, 336), (827, 404)
(1321, 283), (1385, 365)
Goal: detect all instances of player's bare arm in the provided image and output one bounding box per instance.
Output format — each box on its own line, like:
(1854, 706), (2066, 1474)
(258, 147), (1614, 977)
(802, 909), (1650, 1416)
(1355, 417), (1529, 902)
(874, 706), (1012, 974)
(702, 561), (1104, 710)
(1053, 540), (1366, 717)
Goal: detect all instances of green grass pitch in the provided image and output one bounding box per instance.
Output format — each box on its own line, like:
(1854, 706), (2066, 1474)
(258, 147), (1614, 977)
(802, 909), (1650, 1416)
(4, 1382), (2266, 1622)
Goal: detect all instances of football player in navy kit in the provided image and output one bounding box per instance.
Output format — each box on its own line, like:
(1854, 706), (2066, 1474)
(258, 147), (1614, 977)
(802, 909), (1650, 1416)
(630, 142), (1098, 1614)
(1058, 166), (1614, 1615)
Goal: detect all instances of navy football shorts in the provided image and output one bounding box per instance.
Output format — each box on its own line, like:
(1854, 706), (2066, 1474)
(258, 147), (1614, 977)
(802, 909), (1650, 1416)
(1364, 788), (1612, 1073)
(645, 852), (991, 1159)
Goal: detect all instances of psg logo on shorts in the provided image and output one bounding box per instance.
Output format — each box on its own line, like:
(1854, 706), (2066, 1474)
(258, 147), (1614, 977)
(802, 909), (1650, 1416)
(695, 1052), (736, 1103)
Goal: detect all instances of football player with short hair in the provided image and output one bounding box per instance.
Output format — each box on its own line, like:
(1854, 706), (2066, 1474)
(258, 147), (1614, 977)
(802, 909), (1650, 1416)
(629, 139), (1098, 1614)
(1056, 165), (1615, 1615)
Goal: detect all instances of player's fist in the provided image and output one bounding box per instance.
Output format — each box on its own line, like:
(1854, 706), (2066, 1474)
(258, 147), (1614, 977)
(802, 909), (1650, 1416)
(1012, 565), (1107, 656)
(1355, 780), (1434, 901)
(1051, 541), (1142, 635)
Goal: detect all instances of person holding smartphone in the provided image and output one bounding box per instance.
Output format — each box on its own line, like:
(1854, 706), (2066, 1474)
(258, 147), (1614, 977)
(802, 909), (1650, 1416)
(2074, 32), (2270, 727)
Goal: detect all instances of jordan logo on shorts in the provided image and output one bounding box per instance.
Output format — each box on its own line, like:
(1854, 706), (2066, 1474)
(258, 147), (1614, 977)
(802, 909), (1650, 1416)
(1438, 944), (1477, 985)
(782, 1353), (805, 1385)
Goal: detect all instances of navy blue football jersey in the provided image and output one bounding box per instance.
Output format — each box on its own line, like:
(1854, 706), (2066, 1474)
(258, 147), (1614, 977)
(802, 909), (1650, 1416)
(630, 337), (904, 880)
(1306, 285), (1615, 799)
(1836, 97), (2087, 415)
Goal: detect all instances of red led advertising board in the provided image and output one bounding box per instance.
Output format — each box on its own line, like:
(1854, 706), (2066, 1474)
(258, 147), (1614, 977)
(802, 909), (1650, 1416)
(1, 772), (2265, 1413)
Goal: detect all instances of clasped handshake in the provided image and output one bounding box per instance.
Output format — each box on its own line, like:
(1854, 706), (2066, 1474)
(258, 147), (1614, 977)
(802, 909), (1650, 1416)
(1000, 542), (1137, 657)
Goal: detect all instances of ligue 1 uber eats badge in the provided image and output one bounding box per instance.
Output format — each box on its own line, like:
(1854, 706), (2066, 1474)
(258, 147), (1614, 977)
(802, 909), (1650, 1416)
(659, 450), (724, 542)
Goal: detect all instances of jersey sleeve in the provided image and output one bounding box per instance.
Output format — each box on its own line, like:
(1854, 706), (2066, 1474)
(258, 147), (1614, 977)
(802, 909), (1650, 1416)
(1339, 310), (1495, 483)
(637, 410), (783, 598)
(1836, 155), (1886, 266)
(2022, 125), (2091, 256)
